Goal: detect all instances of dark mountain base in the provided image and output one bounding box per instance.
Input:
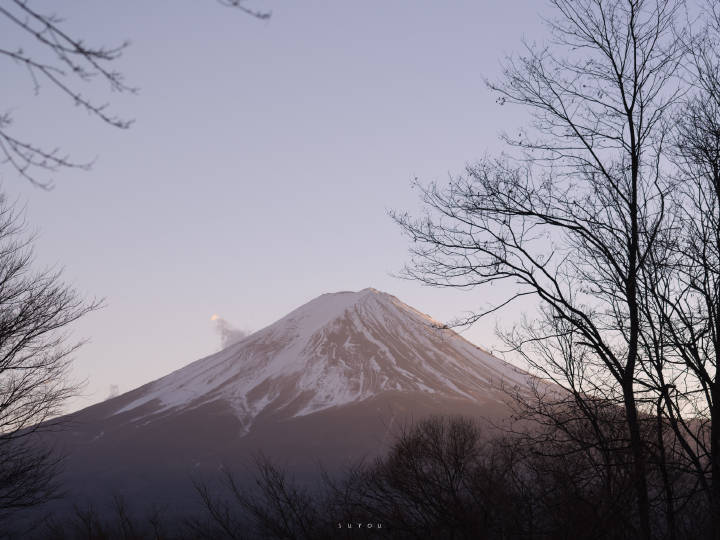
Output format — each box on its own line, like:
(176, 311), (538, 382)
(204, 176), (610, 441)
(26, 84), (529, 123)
(6, 393), (510, 536)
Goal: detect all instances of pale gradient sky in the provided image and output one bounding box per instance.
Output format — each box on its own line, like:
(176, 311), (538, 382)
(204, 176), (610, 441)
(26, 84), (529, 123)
(2, 0), (545, 413)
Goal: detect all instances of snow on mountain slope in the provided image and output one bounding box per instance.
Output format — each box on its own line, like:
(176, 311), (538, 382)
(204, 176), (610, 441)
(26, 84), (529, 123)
(112, 288), (528, 430)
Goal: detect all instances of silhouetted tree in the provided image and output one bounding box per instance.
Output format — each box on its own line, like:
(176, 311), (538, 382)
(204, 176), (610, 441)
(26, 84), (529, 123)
(0, 0), (269, 187)
(393, 1), (687, 537)
(0, 194), (100, 520)
(191, 456), (331, 540)
(634, 3), (720, 537)
(38, 496), (168, 540)
(338, 416), (489, 539)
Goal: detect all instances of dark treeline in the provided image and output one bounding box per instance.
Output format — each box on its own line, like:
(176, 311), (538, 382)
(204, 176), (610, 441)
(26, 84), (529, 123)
(22, 411), (714, 539)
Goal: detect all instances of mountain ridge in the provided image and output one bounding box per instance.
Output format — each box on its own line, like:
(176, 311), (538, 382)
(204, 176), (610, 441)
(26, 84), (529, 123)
(107, 288), (527, 433)
(8, 288), (532, 527)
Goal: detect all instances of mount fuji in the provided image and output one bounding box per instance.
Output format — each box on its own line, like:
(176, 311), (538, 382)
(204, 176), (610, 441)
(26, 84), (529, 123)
(32, 288), (531, 520)
(111, 288), (526, 427)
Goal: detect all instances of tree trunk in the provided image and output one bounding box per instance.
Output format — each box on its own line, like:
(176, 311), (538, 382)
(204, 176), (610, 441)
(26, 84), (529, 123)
(627, 156), (651, 540)
(624, 381), (652, 540)
(711, 385), (720, 540)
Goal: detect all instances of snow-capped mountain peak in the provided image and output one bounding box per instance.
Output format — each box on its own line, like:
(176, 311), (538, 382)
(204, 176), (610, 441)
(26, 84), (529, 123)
(112, 289), (527, 430)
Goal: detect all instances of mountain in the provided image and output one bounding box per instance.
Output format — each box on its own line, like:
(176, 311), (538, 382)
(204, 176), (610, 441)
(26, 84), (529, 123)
(111, 287), (526, 429)
(24, 288), (531, 524)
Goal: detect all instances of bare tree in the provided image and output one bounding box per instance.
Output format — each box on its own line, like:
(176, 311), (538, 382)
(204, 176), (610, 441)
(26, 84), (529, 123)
(633, 3), (720, 537)
(341, 416), (489, 539)
(38, 497), (170, 540)
(335, 414), (664, 539)
(0, 0), (269, 188)
(188, 455), (330, 540)
(393, 1), (687, 537)
(0, 194), (100, 519)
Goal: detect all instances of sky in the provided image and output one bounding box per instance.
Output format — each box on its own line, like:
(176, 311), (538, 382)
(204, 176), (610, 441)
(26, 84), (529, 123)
(2, 0), (546, 413)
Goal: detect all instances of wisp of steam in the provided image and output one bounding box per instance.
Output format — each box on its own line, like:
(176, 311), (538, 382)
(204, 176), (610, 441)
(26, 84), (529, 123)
(211, 314), (249, 349)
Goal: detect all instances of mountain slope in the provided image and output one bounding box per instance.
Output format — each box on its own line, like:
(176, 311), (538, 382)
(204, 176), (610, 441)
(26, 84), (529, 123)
(109, 288), (527, 431)
(16, 288), (531, 527)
